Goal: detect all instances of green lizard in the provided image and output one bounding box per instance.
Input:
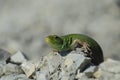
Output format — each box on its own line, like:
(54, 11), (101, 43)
(45, 34), (104, 65)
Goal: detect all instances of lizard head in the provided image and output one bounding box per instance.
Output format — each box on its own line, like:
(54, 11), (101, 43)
(46, 35), (63, 50)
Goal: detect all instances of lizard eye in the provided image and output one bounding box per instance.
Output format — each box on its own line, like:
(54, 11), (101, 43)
(55, 36), (59, 39)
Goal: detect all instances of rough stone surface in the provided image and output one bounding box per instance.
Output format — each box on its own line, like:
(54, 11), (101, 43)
(0, 62), (23, 77)
(35, 49), (94, 80)
(10, 51), (27, 64)
(98, 59), (120, 80)
(0, 49), (120, 80)
(36, 71), (50, 80)
(100, 59), (120, 73)
(0, 63), (5, 77)
(21, 61), (35, 77)
(0, 74), (30, 80)
(4, 63), (22, 75)
(0, 49), (11, 63)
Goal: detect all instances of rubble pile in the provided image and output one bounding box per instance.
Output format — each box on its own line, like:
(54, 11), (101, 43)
(0, 49), (120, 80)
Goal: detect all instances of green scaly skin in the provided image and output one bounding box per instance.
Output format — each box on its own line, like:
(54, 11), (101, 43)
(46, 34), (104, 65)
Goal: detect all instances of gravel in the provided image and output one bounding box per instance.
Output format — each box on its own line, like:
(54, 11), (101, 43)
(0, 48), (120, 80)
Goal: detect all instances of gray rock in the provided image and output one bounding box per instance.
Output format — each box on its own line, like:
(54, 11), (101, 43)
(38, 52), (63, 74)
(75, 73), (95, 80)
(0, 63), (5, 77)
(50, 71), (61, 80)
(84, 65), (98, 77)
(0, 63), (23, 77)
(98, 59), (120, 80)
(99, 71), (120, 80)
(10, 51), (27, 64)
(100, 59), (120, 73)
(75, 65), (97, 79)
(0, 49), (11, 63)
(38, 48), (93, 80)
(65, 52), (91, 70)
(21, 61), (35, 78)
(36, 71), (50, 80)
(1, 49), (120, 80)
(92, 68), (102, 79)
(60, 53), (92, 79)
(0, 74), (31, 80)
(63, 50), (91, 69)
(84, 65), (97, 73)
(45, 52), (63, 74)
(4, 63), (23, 75)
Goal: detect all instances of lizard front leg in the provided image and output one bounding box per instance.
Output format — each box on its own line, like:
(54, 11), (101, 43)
(71, 39), (91, 54)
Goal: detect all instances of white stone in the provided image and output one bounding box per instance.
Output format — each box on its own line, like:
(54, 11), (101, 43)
(36, 71), (50, 80)
(82, 65), (97, 78)
(5, 63), (22, 75)
(59, 50), (92, 80)
(0, 63), (5, 77)
(75, 72), (96, 80)
(100, 58), (120, 73)
(61, 76), (69, 80)
(63, 53), (91, 71)
(21, 61), (35, 77)
(75, 72), (85, 79)
(84, 65), (96, 73)
(114, 74), (120, 80)
(62, 58), (73, 69)
(93, 68), (102, 78)
(40, 52), (63, 74)
(50, 71), (60, 80)
(0, 74), (30, 80)
(10, 51), (27, 63)
(0, 63), (23, 77)
(75, 65), (97, 79)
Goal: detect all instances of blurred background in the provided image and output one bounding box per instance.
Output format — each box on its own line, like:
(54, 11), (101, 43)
(0, 0), (120, 60)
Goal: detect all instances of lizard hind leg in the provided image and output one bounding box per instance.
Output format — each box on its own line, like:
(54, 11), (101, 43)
(71, 39), (91, 54)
